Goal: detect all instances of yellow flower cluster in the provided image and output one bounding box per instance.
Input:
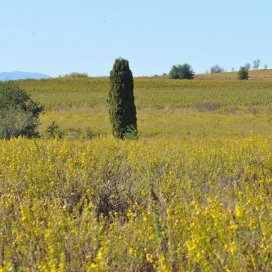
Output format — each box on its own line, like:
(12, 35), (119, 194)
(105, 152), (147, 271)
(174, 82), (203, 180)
(0, 136), (272, 271)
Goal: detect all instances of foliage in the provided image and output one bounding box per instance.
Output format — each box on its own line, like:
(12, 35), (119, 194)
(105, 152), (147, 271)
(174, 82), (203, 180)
(108, 58), (137, 139)
(168, 63), (194, 79)
(238, 67), (249, 80)
(0, 83), (43, 139)
(210, 65), (225, 73)
(63, 72), (88, 78)
(1, 74), (272, 270)
(45, 121), (64, 139)
(0, 137), (272, 271)
(0, 107), (34, 139)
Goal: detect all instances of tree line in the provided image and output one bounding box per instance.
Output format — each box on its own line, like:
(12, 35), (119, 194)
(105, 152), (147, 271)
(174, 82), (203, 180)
(168, 59), (266, 80)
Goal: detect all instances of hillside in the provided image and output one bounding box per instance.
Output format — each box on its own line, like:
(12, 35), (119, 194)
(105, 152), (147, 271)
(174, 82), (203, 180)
(195, 69), (272, 80)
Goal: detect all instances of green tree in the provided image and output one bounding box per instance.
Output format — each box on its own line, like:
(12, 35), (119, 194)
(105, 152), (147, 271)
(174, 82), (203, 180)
(238, 67), (249, 80)
(0, 83), (43, 139)
(169, 64), (195, 79)
(108, 58), (137, 139)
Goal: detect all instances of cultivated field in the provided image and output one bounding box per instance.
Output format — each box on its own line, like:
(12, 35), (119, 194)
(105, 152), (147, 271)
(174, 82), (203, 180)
(17, 72), (272, 138)
(1, 71), (272, 271)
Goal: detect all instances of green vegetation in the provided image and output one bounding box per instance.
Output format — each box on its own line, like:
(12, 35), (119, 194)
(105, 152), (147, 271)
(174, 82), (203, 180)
(168, 63), (194, 79)
(1, 136), (272, 271)
(45, 121), (64, 139)
(63, 72), (89, 78)
(1, 70), (272, 271)
(0, 83), (43, 139)
(108, 58), (137, 138)
(12, 73), (272, 138)
(238, 67), (249, 80)
(196, 69), (272, 80)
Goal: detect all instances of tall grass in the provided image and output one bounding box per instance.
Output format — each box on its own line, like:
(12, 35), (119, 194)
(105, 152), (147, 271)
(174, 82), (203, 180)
(1, 74), (272, 271)
(18, 77), (272, 110)
(0, 137), (271, 271)
(14, 76), (272, 138)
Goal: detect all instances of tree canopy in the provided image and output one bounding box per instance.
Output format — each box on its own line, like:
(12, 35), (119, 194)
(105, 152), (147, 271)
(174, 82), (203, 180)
(169, 64), (195, 79)
(0, 83), (43, 139)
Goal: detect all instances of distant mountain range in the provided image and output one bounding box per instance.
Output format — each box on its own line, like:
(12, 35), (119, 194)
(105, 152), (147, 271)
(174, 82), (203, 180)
(0, 71), (51, 81)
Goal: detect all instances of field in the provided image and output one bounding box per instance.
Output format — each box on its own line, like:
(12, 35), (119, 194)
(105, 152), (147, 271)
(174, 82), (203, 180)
(1, 71), (272, 271)
(17, 72), (272, 138)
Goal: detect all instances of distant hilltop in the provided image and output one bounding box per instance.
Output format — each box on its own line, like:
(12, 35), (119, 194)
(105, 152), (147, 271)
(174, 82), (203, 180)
(0, 71), (51, 81)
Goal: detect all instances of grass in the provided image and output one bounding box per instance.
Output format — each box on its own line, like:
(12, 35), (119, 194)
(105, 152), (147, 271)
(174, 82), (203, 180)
(18, 76), (272, 110)
(196, 69), (272, 80)
(14, 73), (272, 138)
(39, 108), (272, 138)
(1, 71), (272, 271)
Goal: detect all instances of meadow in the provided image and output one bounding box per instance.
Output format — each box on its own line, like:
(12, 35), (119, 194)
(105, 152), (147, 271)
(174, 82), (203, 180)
(1, 71), (272, 271)
(17, 74), (272, 138)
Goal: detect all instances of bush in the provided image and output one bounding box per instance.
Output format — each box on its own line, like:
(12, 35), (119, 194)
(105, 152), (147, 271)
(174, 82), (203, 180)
(169, 64), (194, 79)
(238, 67), (249, 80)
(45, 121), (64, 139)
(0, 107), (33, 139)
(64, 72), (88, 78)
(210, 65), (225, 73)
(108, 58), (137, 139)
(0, 83), (43, 139)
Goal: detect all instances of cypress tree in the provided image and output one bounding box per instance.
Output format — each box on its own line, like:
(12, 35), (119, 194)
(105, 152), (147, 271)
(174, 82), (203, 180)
(108, 58), (137, 139)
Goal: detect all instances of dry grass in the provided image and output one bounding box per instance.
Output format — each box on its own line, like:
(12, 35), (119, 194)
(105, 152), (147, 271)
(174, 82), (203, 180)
(196, 69), (272, 81)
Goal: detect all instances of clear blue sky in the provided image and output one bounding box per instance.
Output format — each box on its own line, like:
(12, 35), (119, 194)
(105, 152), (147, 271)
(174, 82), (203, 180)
(1, 0), (272, 77)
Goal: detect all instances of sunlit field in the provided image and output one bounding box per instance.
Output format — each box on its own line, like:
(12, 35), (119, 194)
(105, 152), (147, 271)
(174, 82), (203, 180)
(1, 137), (272, 271)
(17, 72), (272, 138)
(1, 72), (272, 271)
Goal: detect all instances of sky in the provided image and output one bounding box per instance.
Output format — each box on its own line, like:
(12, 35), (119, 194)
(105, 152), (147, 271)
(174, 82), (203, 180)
(1, 0), (272, 77)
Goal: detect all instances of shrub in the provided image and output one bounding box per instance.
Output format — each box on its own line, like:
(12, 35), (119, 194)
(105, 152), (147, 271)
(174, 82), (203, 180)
(0, 107), (33, 139)
(45, 121), (63, 139)
(210, 65), (225, 73)
(91, 164), (135, 222)
(238, 67), (249, 80)
(169, 64), (194, 79)
(84, 128), (99, 139)
(0, 83), (43, 139)
(108, 58), (137, 139)
(64, 72), (88, 78)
